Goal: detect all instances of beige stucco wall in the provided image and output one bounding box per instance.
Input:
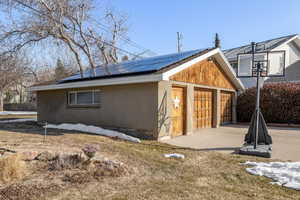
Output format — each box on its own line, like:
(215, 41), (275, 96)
(37, 82), (158, 138)
(37, 80), (238, 140)
(156, 81), (172, 139)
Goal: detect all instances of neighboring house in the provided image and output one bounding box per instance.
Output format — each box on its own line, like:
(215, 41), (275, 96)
(224, 34), (300, 88)
(5, 74), (36, 104)
(30, 48), (244, 140)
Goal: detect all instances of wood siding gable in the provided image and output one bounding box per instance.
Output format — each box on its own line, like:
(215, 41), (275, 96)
(170, 58), (236, 90)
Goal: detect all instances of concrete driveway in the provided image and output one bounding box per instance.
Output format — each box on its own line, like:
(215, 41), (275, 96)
(164, 125), (300, 161)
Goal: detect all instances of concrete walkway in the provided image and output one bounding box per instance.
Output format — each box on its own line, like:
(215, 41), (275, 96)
(164, 125), (300, 161)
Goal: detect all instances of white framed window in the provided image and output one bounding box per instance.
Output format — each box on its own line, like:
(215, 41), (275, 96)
(68, 90), (101, 106)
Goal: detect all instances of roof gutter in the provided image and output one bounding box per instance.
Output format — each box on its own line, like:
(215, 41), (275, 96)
(29, 74), (163, 92)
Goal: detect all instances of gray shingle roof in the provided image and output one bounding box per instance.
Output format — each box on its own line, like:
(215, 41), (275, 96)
(60, 48), (209, 83)
(224, 34), (297, 62)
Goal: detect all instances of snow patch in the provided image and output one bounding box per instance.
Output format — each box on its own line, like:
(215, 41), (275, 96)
(45, 123), (141, 143)
(0, 111), (37, 115)
(0, 118), (37, 123)
(245, 161), (300, 190)
(164, 153), (185, 159)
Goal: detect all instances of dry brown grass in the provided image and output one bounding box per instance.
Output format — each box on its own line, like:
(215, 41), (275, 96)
(0, 122), (299, 200)
(0, 154), (27, 184)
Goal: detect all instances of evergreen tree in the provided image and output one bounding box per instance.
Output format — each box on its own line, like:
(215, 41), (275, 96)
(55, 59), (68, 81)
(214, 33), (221, 48)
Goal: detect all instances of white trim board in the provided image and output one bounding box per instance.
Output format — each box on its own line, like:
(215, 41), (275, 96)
(272, 35), (300, 51)
(162, 48), (245, 91)
(29, 74), (163, 92)
(162, 48), (220, 79)
(170, 80), (237, 92)
(217, 50), (245, 91)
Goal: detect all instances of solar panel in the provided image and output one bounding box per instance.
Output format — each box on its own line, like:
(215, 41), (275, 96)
(60, 49), (205, 83)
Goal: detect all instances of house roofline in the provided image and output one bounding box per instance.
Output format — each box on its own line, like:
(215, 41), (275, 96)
(59, 69), (158, 84)
(162, 48), (245, 91)
(217, 49), (245, 91)
(29, 48), (245, 92)
(224, 34), (298, 52)
(225, 34), (300, 63)
(272, 35), (300, 50)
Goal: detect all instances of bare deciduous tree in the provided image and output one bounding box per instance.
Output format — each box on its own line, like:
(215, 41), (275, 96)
(0, 0), (129, 78)
(0, 53), (27, 111)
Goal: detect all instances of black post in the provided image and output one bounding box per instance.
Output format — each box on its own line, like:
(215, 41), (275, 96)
(251, 42), (260, 150)
(239, 42), (274, 158)
(255, 62), (261, 149)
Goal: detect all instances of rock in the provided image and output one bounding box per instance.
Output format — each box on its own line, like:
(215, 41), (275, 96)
(21, 151), (39, 161)
(36, 151), (57, 161)
(0, 148), (17, 158)
(0, 148), (17, 153)
(0, 152), (15, 158)
(93, 159), (128, 177)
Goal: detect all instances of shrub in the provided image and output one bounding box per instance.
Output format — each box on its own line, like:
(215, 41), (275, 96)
(0, 154), (27, 184)
(237, 82), (300, 124)
(49, 154), (85, 171)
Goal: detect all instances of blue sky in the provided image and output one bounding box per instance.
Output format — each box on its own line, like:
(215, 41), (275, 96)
(105, 0), (300, 55)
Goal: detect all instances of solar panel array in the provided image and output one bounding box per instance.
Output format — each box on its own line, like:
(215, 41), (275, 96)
(60, 49), (205, 83)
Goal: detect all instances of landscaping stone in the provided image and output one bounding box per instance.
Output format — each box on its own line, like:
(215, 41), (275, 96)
(21, 151), (39, 161)
(93, 160), (128, 177)
(35, 151), (57, 161)
(0, 152), (15, 158)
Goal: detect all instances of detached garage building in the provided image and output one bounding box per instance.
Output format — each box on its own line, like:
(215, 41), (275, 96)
(30, 48), (244, 140)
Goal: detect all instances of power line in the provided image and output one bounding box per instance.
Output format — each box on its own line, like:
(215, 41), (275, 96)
(89, 17), (157, 56)
(10, 0), (145, 58)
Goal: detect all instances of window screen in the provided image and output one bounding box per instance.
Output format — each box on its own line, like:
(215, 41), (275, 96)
(77, 92), (93, 105)
(68, 90), (101, 105)
(94, 91), (101, 104)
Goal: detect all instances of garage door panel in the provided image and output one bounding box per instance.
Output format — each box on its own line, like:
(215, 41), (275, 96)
(221, 92), (233, 124)
(194, 89), (213, 129)
(171, 87), (186, 137)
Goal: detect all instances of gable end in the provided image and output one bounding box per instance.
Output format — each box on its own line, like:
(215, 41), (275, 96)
(170, 58), (236, 90)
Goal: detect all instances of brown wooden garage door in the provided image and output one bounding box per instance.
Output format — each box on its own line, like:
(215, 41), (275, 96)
(194, 89), (213, 129)
(220, 91), (233, 124)
(171, 87), (186, 137)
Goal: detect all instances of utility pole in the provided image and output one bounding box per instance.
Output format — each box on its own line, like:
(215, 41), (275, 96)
(177, 32), (183, 53)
